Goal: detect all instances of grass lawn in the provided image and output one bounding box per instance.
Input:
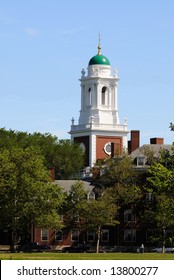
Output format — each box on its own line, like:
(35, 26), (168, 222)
(1, 252), (174, 260)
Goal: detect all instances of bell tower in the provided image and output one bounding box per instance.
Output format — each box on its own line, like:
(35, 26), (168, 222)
(69, 39), (129, 167)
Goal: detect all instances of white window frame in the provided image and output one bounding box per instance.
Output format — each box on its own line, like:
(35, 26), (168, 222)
(124, 229), (136, 242)
(41, 229), (49, 241)
(124, 209), (136, 222)
(71, 229), (79, 241)
(137, 156), (146, 166)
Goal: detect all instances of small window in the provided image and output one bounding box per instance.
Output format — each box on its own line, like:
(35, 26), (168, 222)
(41, 229), (49, 241)
(137, 156), (146, 166)
(101, 229), (109, 242)
(103, 142), (111, 155)
(124, 210), (136, 222)
(124, 229), (136, 242)
(87, 232), (95, 242)
(71, 229), (79, 241)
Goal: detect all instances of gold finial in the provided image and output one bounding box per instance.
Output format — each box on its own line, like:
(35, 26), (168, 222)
(98, 33), (101, 55)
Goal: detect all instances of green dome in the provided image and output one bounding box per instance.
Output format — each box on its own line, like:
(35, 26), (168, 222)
(89, 54), (110, 66)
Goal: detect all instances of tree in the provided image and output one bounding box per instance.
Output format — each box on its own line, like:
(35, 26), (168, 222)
(63, 181), (88, 229)
(0, 128), (85, 179)
(0, 146), (64, 250)
(84, 188), (118, 253)
(63, 182), (118, 253)
(169, 122), (174, 131)
(54, 140), (85, 179)
(145, 162), (174, 252)
(95, 152), (142, 206)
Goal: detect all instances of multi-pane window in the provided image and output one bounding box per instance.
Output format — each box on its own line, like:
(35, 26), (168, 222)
(124, 210), (136, 222)
(71, 229), (79, 241)
(41, 229), (49, 241)
(124, 229), (136, 242)
(137, 156), (146, 166)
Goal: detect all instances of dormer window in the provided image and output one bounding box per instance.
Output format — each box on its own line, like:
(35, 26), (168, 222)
(137, 156), (146, 166)
(87, 191), (95, 201)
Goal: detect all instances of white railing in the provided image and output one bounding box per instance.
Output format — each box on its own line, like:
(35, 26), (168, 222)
(71, 123), (128, 132)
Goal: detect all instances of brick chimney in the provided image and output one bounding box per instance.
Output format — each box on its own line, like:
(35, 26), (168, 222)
(150, 138), (164, 144)
(128, 130), (140, 153)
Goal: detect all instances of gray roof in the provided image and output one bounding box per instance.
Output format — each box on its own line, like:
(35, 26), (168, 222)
(131, 144), (172, 159)
(53, 180), (94, 194)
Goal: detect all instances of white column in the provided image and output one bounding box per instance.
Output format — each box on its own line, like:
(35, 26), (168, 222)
(89, 134), (96, 167)
(96, 83), (99, 108)
(81, 85), (84, 110)
(91, 83), (95, 109)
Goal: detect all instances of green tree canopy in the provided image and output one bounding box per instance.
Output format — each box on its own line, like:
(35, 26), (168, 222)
(63, 181), (88, 229)
(95, 152), (142, 206)
(84, 188), (118, 253)
(0, 128), (84, 179)
(141, 159), (174, 251)
(0, 146), (64, 249)
(63, 182), (118, 253)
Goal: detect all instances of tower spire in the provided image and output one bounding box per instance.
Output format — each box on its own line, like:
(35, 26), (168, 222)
(98, 33), (101, 55)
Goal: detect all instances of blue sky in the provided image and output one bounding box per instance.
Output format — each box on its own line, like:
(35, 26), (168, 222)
(0, 0), (174, 145)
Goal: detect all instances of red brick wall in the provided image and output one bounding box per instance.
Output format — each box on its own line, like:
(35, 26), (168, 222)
(33, 228), (72, 246)
(96, 136), (122, 161)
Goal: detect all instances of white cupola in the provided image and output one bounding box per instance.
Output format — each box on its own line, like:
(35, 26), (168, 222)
(70, 38), (129, 167)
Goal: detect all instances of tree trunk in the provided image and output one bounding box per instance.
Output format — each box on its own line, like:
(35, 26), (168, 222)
(10, 231), (16, 252)
(96, 226), (101, 253)
(162, 227), (166, 253)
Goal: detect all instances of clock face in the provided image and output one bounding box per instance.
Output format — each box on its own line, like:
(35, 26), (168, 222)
(79, 142), (86, 153)
(103, 142), (111, 155)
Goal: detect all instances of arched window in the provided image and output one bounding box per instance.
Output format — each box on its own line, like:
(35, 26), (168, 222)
(101, 86), (108, 105)
(88, 87), (91, 106)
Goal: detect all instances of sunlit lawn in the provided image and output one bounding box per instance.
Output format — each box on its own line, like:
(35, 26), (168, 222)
(1, 252), (174, 260)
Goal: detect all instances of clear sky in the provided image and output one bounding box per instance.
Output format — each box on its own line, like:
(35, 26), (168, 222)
(0, 0), (174, 145)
